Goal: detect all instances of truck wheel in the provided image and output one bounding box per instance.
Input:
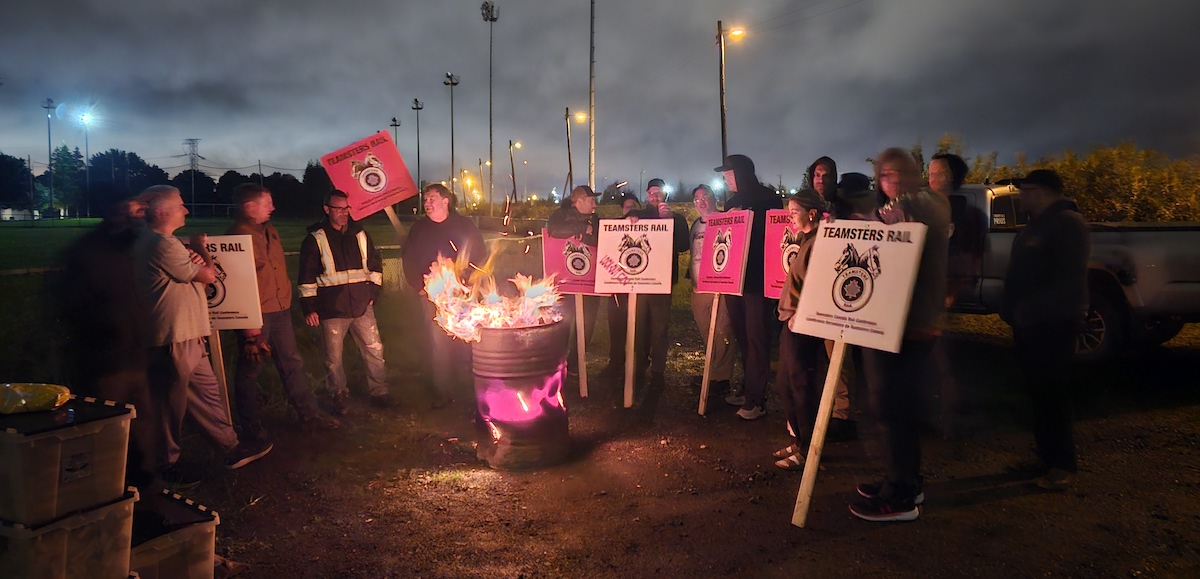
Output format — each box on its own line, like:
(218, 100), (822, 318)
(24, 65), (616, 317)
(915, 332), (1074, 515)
(1075, 292), (1125, 363)
(1136, 317), (1185, 346)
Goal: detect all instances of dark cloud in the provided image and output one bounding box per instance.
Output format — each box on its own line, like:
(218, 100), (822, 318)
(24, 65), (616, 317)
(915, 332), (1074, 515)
(2, 0), (1197, 196)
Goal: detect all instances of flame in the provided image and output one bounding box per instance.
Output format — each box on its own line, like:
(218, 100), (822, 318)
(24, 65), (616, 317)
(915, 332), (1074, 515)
(487, 421), (503, 441)
(478, 361), (567, 423)
(423, 254), (562, 343)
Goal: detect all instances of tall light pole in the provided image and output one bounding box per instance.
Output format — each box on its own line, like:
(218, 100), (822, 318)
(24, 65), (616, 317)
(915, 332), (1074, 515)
(508, 140), (521, 201)
(716, 21), (744, 162)
(80, 113), (91, 217)
(588, 0), (596, 191)
(41, 98), (55, 212)
(411, 98), (424, 211)
(389, 117), (401, 143)
(565, 109), (587, 193)
(481, 2), (498, 216)
(444, 73), (459, 196)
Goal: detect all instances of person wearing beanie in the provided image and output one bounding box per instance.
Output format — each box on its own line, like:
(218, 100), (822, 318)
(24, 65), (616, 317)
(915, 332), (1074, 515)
(547, 185), (603, 377)
(631, 177), (690, 393)
(716, 154), (783, 421)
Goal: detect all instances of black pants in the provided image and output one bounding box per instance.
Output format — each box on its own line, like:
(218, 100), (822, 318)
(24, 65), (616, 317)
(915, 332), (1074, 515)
(563, 294), (601, 372)
(863, 338), (936, 492)
(634, 293), (673, 378)
(727, 292), (773, 407)
(1013, 321), (1078, 472)
(606, 294), (630, 372)
(776, 328), (827, 445)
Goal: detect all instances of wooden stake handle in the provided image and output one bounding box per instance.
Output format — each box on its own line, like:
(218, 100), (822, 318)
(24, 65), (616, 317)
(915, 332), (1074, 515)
(624, 294), (637, 408)
(575, 297), (588, 397)
(697, 292), (720, 415)
(791, 339), (848, 528)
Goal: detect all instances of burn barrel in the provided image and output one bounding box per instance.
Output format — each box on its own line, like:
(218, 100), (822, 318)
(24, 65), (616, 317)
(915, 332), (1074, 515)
(471, 319), (570, 470)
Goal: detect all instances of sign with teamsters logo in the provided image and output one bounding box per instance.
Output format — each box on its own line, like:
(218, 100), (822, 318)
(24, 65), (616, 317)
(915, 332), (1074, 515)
(181, 234), (262, 331)
(763, 209), (796, 299)
(696, 210), (752, 295)
(541, 229), (607, 295)
(320, 131), (418, 221)
(788, 221), (927, 353)
(594, 218), (675, 294)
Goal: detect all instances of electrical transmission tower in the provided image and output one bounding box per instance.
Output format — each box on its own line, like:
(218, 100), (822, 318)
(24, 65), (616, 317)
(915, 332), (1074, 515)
(181, 138), (204, 206)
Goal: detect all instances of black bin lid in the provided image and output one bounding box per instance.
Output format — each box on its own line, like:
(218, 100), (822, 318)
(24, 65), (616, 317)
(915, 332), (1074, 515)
(0, 395), (133, 437)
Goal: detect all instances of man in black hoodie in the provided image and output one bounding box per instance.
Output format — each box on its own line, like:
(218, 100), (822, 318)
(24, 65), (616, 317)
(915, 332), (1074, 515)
(298, 190), (392, 413)
(718, 155), (783, 420)
(1001, 169), (1090, 491)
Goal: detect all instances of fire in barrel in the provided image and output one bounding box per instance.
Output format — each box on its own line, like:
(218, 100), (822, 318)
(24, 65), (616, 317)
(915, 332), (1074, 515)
(424, 255), (569, 470)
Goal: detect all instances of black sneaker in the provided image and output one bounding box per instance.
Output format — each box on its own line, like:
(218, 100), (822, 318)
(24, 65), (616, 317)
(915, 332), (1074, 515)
(849, 496), (920, 522)
(857, 481), (925, 505)
(225, 439), (274, 470)
(326, 392), (349, 416)
(1036, 468), (1076, 491)
(299, 413), (342, 432)
(159, 465), (202, 489)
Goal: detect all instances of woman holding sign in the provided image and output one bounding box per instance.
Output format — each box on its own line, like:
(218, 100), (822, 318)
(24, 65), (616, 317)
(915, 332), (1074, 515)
(849, 148), (950, 522)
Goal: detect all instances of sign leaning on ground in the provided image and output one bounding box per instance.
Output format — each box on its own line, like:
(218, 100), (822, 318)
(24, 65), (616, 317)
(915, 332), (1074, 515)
(594, 218), (675, 294)
(541, 229), (607, 295)
(320, 131), (418, 221)
(696, 209), (752, 295)
(789, 220), (928, 353)
(762, 209), (796, 299)
(182, 234), (262, 331)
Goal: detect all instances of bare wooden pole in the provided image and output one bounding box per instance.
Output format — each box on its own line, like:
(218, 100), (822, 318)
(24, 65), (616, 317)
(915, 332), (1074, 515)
(792, 340), (848, 528)
(575, 297), (588, 397)
(623, 294), (637, 408)
(697, 293), (720, 415)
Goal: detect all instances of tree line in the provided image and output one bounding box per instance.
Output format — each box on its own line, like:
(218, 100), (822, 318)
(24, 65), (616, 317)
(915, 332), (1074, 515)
(2, 138), (1197, 222)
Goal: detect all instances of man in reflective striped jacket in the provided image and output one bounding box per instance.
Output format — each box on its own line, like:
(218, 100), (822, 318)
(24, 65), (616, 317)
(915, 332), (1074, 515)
(298, 190), (393, 412)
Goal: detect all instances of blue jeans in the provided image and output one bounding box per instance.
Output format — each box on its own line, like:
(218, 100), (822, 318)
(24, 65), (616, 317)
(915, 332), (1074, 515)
(234, 309), (321, 437)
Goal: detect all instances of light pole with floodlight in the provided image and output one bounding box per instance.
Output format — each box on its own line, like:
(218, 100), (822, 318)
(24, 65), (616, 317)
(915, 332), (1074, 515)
(444, 73), (459, 195)
(80, 113), (92, 217)
(42, 98), (55, 212)
(481, 1), (498, 215)
(717, 21), (744, 161)
(411, 99), (424, 210)
(390, 117), (400, 143)
(508, 140), (521, 200)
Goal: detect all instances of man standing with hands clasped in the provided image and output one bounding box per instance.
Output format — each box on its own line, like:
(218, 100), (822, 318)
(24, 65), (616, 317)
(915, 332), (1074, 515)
(1002, 169), (1090, 491)
(298, 190), (394, 414)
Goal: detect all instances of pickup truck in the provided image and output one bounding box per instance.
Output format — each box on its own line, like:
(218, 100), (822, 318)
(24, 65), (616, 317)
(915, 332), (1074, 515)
(946, 184), (1200, 361)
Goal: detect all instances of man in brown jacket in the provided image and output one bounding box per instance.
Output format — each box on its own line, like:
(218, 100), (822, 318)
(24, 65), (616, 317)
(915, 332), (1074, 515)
(227, 183), (340, 441)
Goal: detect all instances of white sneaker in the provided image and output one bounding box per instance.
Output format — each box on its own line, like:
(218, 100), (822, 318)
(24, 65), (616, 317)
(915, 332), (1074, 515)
(736, 405), (766, 420)
(725, 393), (746, 406)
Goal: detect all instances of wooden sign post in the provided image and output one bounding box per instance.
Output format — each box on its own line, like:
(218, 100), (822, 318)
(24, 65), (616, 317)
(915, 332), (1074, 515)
(541, 228), (606, 398)
(694, 210), (752, 415)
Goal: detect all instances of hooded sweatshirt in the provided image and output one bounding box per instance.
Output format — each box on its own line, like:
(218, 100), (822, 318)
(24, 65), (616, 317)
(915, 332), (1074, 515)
(724, 157), (783, 294)
(1001, 198), (1090, 328)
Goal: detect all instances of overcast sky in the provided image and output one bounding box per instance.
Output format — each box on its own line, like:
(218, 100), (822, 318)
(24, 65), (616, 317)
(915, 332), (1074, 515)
(2, 0), (1197, 200)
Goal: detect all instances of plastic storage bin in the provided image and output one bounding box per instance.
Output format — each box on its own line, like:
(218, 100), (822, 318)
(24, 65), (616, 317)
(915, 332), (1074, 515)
(0, 488), (138, 579)
(0, 396), (134, 526)
(130, 490), (219, 579)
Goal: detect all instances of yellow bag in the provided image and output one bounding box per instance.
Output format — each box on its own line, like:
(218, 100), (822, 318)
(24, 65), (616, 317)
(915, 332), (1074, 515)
(0, 383), (72, 414)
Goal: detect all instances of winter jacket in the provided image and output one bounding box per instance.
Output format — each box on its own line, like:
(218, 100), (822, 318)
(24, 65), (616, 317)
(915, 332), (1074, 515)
(1001, 199), (1090, 328)
(226, 218), (292, 314)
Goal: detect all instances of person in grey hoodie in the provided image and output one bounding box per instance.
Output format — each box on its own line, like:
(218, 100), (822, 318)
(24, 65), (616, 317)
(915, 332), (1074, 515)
(1001, 169), (1090, 492)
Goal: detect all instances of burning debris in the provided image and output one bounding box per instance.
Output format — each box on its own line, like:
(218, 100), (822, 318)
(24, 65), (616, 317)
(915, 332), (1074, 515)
(423, 254), (562, 343)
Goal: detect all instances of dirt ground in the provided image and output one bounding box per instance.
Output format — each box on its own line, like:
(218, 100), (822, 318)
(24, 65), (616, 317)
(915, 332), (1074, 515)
(175, 300), (1200, 578)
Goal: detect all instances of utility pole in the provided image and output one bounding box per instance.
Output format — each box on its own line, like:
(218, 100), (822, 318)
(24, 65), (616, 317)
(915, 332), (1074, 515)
(80, 114), (91, 217)
(444, 73), (460, 195)
(588, 0), (596, 191)
(717, 21), (728, 161)
(42, 98), (54, 212)
(412, 99), (424, 212)
(183, 139), (201, 207)
(564, 107), (574, 193)
(481, 1), (498, 215)
(390, 117), (401, 143)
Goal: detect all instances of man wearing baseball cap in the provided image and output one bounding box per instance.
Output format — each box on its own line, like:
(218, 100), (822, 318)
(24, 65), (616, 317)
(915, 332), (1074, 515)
(631, 178), (690, 393)
(547, 185), (603, 377)
(1002, 169), (1090, 491)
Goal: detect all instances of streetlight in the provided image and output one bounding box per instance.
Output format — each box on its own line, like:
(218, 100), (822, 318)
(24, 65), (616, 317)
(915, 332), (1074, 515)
(481, 1), (499, 216)
(444, 72), (460, 195)
(411, 99), (424, 211)
(522, 159), (529, 199)
(508, 140), (521, 201)
(389, 117), (401, 143)
(565, 108), (587, 193)
(717, 21), (745, 161)
(79, 113), (92, 217)
(41, 98), (55, 213)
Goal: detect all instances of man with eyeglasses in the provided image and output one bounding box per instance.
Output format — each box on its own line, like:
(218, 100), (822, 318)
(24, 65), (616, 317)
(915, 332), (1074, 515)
(298, 190), (393, 413)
